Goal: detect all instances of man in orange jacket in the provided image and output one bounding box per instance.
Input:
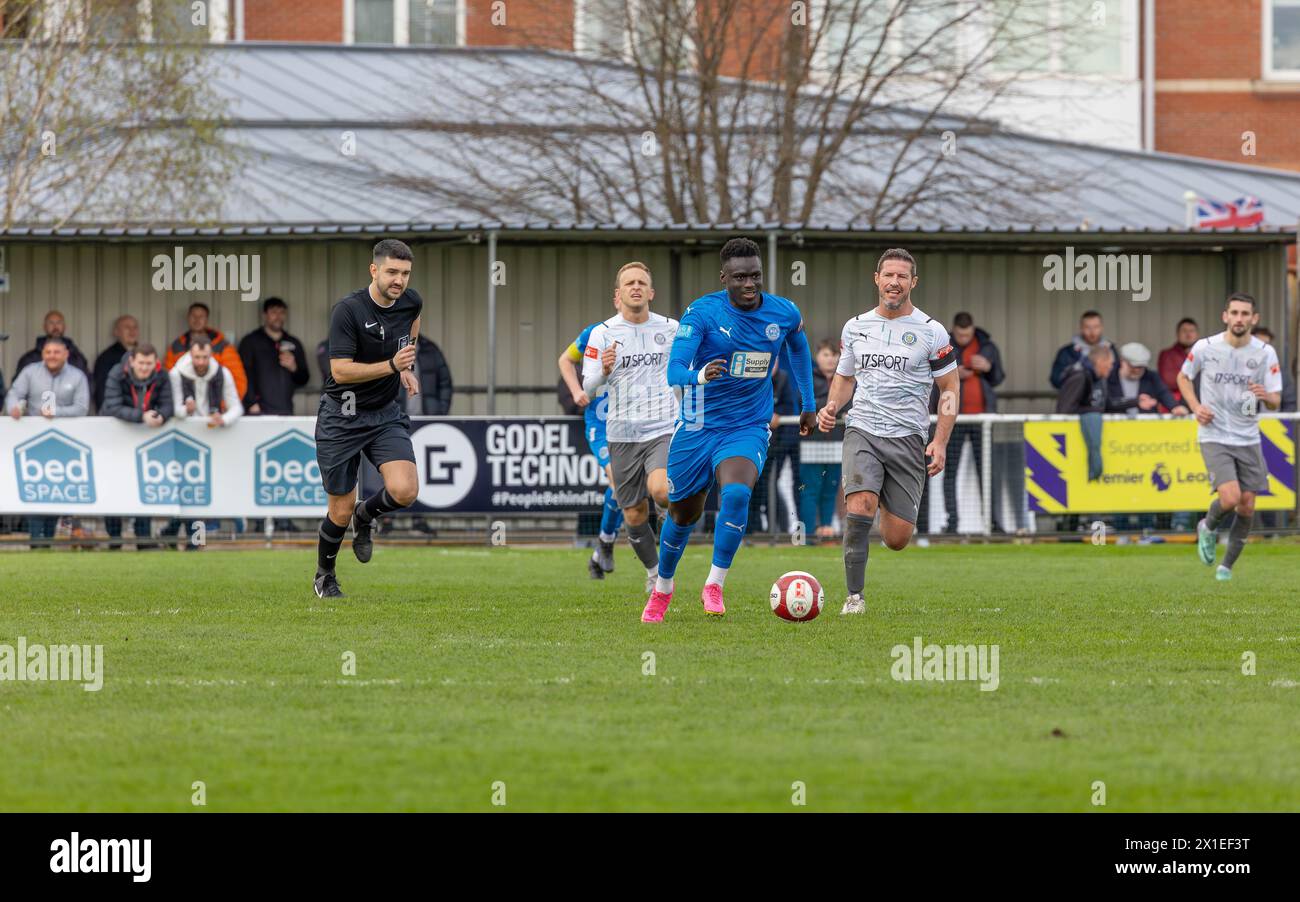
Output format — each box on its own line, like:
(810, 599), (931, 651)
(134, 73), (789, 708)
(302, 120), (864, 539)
(164, 302), (248, 400)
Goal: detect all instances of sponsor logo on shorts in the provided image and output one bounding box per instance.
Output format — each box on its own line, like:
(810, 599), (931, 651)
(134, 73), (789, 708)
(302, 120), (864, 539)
(765, 323), (780, 340)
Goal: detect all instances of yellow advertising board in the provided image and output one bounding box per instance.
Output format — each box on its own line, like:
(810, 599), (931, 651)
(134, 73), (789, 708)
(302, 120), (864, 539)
(1024, 420), (1296, 513)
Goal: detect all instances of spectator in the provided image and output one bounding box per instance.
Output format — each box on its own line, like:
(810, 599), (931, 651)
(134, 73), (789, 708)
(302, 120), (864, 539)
(1050, 310), (1114, 389)
(1057, 344), (1115, 484)
(92, 314), (140, 412)
(164, 302), (248, 401)
(1107, 342), (1188, 416)
(5, 336), (91, 547)
(1158, 317), (1198, 403)
(799, 340), (846, 540)
(751, 356), (800, 535)
(14, 310), (90, 381)
(936, 312), (1005, 534)
(402, 335), (454, 415)
(170, 335), (244, 426)
(1252, 327), (1296, 412)
(102, 344), (172, 550)
(239, 297), (309, 415)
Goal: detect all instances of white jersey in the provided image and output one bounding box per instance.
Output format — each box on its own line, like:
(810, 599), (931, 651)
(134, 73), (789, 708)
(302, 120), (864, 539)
(582, 311), (679, 443)
(837, 306), (957, 439)
(1180, 332), (1282, 446)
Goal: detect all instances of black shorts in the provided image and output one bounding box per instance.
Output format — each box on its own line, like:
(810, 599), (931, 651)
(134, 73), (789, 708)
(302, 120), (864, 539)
(315, 396), (415, 496)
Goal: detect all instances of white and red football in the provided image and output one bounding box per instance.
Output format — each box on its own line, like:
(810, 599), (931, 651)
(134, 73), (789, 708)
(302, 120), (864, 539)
(770, 571), (823, 622)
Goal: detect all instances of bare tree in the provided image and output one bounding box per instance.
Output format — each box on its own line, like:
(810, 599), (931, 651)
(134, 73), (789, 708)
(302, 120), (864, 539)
(390, 0), (1110, 227)
(0, 0), (239, 229)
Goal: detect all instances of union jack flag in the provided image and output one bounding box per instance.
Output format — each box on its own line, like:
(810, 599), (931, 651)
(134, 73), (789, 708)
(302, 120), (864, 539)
(1194, 195), (1265, 229)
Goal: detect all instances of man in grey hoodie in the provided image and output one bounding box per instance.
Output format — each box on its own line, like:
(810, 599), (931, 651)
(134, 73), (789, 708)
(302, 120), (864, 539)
(5, 336), (91, 545)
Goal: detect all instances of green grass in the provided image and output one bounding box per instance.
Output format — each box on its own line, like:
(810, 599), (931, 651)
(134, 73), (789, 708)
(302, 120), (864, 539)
(0, 541), (1297, 811)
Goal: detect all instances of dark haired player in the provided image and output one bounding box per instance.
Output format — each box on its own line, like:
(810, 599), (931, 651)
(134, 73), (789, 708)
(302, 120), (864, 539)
(1178, 291), (1282, 581)
(818, 248), (960, 615)
(313, 239), (423, 598)
(642, 237), (816, 622)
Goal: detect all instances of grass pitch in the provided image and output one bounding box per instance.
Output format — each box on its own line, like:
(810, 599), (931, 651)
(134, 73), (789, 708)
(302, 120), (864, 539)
(0, 541), (1297, 811)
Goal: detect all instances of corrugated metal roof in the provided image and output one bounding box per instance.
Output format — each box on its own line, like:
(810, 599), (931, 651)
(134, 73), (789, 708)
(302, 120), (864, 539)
(8, 43), (1300, 237)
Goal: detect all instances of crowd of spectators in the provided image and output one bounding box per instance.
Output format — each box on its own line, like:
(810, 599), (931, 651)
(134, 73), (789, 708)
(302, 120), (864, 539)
(2, 299), (455, 548)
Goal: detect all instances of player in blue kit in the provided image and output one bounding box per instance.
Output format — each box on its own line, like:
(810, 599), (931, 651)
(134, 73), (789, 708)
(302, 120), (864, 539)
(641, 237), (816, 622)
(558, 311), (625, 579)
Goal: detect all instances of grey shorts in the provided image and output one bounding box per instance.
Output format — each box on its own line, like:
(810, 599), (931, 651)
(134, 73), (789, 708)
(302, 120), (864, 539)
(842, 427), (927, 524)
(609, 433), (671, 509)
(1201, 441), (1269, 494)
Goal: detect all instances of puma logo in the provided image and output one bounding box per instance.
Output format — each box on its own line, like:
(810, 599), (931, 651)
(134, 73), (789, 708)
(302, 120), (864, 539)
(719, 326), (732, 338)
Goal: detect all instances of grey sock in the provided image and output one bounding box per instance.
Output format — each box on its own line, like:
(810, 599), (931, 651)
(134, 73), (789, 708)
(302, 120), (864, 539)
(1205, 498), (1225, 531)
(627, 520), (659, 570)
(1221, 513), (1253, 570)
(844, 513), (873, 596)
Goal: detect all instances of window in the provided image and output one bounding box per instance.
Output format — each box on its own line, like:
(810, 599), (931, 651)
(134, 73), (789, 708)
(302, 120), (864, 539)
(1266, 0), (1300, 77)
(575, 0), (693, 66)
(30, 0), (227, 42)
(350, 0), (462, 45)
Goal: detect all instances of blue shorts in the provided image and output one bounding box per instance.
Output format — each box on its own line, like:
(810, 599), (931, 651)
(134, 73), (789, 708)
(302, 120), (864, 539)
(666, 423), (771, 502)
(584, 420), (611, 468)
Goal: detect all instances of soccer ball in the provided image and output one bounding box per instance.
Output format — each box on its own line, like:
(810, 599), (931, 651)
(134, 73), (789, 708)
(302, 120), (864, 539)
(770, 571), (823, 622)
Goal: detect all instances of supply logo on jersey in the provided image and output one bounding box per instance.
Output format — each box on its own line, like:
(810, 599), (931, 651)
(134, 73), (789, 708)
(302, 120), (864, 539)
(137, 431), (211, 505)
(729, 351), (772, 378)
(14, 429), (96, 504)
(255, 429), (325, 506)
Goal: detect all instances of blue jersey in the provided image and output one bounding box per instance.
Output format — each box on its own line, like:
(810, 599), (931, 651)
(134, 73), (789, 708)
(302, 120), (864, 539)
(572, 322), (608, 433)
(667, 291), (815, 430)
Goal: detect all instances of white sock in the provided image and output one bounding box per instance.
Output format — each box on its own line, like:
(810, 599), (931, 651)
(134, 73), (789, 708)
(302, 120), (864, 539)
(599, 531), (616, 543)
(655, 576), (674, 594)
(706, 565), (728, 587)
(646, 566), (657, 578)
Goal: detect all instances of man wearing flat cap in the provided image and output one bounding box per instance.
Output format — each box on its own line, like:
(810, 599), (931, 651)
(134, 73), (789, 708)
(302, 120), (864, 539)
(1107, 342), (1188, 415)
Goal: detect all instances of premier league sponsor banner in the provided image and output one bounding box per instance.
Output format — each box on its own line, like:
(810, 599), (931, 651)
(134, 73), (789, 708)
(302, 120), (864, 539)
(1, 417), (328, 516)
(360, 417), (608, 513)
(1025, 419), (1296, 513)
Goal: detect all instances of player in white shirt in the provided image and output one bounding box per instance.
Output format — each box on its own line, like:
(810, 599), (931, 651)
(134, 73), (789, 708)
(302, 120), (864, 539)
(817, 248), (960, 614)
(582, 262), (679, 592)
(1177, 292), (1283, 580)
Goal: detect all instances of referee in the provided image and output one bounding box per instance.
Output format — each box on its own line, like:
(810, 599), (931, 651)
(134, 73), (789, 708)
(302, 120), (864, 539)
(313, 239), (423, 598)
